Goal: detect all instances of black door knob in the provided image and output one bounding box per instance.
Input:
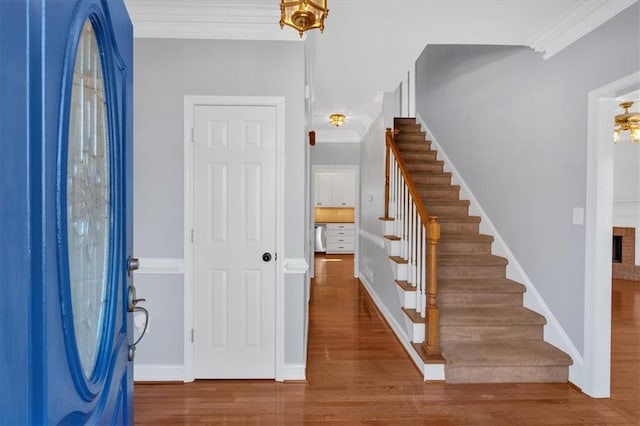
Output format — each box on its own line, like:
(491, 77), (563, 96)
(262, 252), (272, 262)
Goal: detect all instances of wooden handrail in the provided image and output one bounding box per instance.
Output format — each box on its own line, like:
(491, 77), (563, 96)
(385, 126), (441, 358)
(385, 128), (431, 225)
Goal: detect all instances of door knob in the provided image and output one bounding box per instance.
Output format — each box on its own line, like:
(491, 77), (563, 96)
(262, 252), (272, 262)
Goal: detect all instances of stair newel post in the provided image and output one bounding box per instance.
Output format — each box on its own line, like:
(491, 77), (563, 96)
(384, 128), (392, 219)
(424, 216), (442, 356)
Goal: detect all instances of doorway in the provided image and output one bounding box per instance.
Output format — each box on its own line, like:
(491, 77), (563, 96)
(584, 71), (640, 397)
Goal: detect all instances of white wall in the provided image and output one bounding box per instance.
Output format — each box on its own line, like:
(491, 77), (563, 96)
(357, 112), (407, 329)
(311, 142), (360, 165)
(414, 4), (639, 355)
(132, 39), (307, 374)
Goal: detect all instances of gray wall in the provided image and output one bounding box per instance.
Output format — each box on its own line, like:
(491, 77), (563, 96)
(357, 112), (407, 329)
(133, 38), (307, 367)
(415, 5), (640, 355)
(311, 142), (360, 165)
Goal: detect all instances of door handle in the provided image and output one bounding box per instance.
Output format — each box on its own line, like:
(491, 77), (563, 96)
(262, 252), (272, 262)
(127, 285), (149, 362)
(127, 285), (146, 312)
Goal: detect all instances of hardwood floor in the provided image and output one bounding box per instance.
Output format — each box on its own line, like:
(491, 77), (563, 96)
(135, 256), (640, 424)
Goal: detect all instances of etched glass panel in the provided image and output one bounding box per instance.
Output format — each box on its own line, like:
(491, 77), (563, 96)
(67, 21), (110, 378)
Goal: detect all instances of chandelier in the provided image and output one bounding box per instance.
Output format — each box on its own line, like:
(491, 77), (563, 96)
(614, 101), (640, 143)
(280, 0), (329, 38)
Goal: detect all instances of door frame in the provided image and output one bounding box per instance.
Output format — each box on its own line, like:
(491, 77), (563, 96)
(584, 71), (639, 397)
(310, 164), (360, 279)
(182, 95), (286, 382)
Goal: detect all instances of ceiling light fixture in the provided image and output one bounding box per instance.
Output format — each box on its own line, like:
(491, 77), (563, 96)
(329, 113), (345, 127)
(280, 0), (329, 38)
(614, 101), (640, 143)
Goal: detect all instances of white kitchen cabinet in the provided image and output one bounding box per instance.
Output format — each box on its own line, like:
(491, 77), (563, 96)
(313, 169), (356, 207)
(326, 223), (355, 254)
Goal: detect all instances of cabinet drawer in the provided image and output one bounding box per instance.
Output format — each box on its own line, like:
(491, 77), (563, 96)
(326, 229), (353, 238)
(326, 223), (354, 231)
(326, 242), (355, 253)
(327, 235), (354, 245)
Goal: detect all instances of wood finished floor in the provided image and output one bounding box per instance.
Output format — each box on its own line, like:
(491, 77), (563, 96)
(135, 255), (640, 424)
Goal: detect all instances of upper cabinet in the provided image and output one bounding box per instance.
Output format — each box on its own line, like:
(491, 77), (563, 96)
(313, 168), (357, 207)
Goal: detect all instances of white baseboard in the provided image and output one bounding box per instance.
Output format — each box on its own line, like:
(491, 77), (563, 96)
(133, 363), (305, 382)
(134, 363), (185, 382)
(358, 273), (444, 381)
(415, 114), (584, 388)
(283, 363), (306, 381)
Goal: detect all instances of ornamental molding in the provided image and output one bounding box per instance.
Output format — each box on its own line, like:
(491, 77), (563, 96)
(124, 0), (303, 41)
(527, 0), (637, 59)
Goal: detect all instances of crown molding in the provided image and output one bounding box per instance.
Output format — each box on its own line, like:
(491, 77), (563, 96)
(527, 0), (637, 59)
(124, 0), (303, 41)
(359, 92), (384, 136)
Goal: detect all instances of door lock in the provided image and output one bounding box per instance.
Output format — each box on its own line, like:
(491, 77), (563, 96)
(128, 256), (140, 276)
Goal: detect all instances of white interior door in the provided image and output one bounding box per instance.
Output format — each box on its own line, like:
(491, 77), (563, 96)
(193, 104), (277, 378)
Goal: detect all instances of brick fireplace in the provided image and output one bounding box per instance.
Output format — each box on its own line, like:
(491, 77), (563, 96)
(612, 227), (640, 281)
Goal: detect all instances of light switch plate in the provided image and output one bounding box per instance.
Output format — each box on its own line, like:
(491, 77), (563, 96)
(572, 207), (584, 225)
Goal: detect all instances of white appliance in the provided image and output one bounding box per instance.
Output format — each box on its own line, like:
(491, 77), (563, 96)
(314, 224), (326, 252)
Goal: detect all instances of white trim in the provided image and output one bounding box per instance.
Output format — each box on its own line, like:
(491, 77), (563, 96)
(358, 273), (444, 381)
(527, 0), (637, 59)
(416, 114), (584, 387)
(283, 258), (309, 274)
(125, 0), (303, 41)
(134, 364), (185, 382)
(359, 228), (385, 249)
(135, 257), (184, 275)
(183, 95), (287, 383)
(283, 364), (306, 381)
(584, 71), (640, 397)
(360, 92), (384, 140)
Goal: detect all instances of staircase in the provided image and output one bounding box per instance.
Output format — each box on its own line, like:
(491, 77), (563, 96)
(382, 117), (573, 383)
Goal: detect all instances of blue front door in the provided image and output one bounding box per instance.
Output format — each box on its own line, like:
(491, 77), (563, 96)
(0, 0), (134, 424)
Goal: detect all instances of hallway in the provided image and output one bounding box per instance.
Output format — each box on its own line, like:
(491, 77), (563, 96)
(135, 255), (639, 424)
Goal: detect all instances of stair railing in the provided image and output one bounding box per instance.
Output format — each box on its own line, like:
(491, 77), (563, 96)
(384, 127), (441, 357)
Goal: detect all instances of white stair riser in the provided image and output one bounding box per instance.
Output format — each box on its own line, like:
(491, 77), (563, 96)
(381, 220), (395, 236)
(412, 322), (425, 343)
(391, 262), (408, 281)
(384, 239), (401, 256)
(404, 290), (416, 309)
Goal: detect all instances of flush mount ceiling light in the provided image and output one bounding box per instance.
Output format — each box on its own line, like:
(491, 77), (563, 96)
(614, 101), (640, 143)
(280, 0), (329, 38)
(329, 113), (345, 127)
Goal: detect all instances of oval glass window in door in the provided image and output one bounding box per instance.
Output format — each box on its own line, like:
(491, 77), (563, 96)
(67, 20), (111, 379)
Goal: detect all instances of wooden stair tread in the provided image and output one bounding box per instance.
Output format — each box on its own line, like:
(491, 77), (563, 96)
(440, 307), (546, 326)
(401, 308), (426, 323)
(439, 278), (525, 294)
(389, 256), (408, 264)
(412, 343), (446, 365)
(442, 341), (573, 367)
(384, 235), (401, 241)
(395, 280), (415, 291)
(438, 254), (508, 266)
